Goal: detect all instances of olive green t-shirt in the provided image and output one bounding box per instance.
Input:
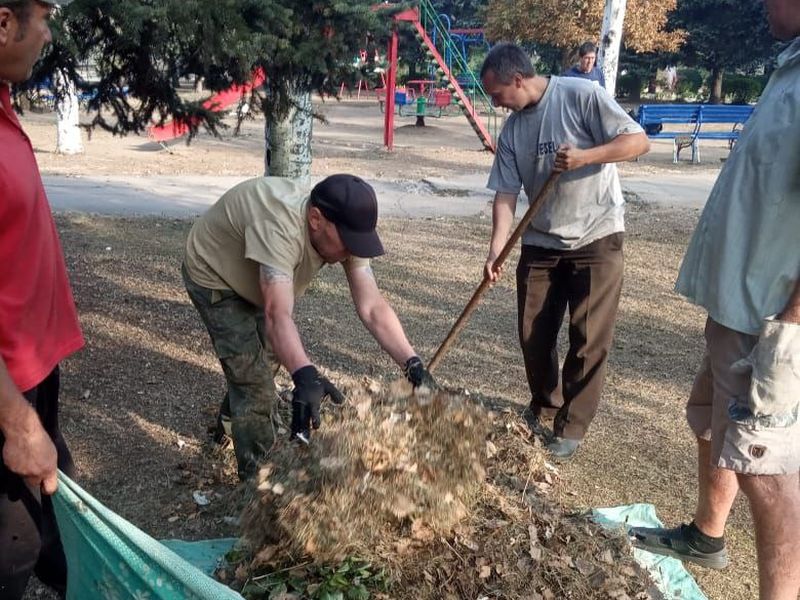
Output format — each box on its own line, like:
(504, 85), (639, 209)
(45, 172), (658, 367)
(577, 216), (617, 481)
(184, 177), (368, 306)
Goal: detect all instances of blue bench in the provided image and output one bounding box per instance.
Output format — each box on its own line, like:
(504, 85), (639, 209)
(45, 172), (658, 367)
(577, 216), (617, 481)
(637, 104), (754, 163)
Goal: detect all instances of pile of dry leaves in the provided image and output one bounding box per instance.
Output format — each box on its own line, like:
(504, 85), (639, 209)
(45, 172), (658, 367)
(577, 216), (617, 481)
(228, 382), (653, 599)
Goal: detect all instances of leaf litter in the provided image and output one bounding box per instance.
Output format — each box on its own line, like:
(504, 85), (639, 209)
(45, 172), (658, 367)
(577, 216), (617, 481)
(227, 380), (653, 599)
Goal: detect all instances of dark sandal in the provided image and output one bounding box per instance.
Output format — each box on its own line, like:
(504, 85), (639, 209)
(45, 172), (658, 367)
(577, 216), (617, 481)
(628, 524), (729, 570)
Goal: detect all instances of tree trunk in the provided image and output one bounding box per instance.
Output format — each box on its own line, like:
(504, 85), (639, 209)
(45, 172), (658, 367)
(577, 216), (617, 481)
(629, 75), (642, 102)
(54, 70), (83, 155)
(709, 67), (724, 104)
(598, 0), (627, 97)
(264, 90), (313, 180)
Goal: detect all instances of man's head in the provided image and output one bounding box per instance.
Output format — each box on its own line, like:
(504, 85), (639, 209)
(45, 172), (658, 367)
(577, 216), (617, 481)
(0, 0), (62, 83)
(764, 0), (800, 40)
(308, 174), (384, 264)
(577, 42), (598, 73)
(480, 42), (537, 111)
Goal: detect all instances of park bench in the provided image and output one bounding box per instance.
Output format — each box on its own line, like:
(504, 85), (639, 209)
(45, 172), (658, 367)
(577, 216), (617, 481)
(636, 103), (754, 163)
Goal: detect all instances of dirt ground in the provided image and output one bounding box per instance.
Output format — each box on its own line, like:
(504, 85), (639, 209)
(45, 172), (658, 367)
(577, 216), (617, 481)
(24, 96), (732, 181)
(20, 98), (759, 599)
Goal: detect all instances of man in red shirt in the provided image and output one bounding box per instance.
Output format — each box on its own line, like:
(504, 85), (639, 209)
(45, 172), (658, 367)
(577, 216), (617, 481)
(0, 1), (84, 597)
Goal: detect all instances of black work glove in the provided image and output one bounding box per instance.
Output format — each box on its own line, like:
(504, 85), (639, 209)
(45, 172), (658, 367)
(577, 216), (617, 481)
(290, 365), (345, 443)
(403, 356), (436, 389)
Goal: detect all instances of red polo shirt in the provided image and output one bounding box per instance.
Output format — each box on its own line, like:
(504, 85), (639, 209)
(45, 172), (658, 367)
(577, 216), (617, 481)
(0, 83), (84, 392)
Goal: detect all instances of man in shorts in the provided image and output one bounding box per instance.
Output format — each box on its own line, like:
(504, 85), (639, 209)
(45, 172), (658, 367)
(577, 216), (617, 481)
(630, 2), (800, 598)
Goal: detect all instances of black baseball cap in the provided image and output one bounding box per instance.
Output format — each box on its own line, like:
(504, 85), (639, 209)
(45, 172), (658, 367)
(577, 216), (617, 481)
(310, 174), (385, 259)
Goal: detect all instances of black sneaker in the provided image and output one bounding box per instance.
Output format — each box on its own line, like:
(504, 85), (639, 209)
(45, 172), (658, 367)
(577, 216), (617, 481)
(629, 523), (729, 570)
(523, 408), (554, 442)
(545, 437), (580, 462)
(209, 413), (233, 449)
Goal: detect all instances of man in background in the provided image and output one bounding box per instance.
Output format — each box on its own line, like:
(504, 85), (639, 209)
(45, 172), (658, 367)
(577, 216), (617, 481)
(562, 41), (606, 88)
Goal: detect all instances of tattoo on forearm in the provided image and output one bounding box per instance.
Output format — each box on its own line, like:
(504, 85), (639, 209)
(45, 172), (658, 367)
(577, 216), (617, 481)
(260, 264), (292, 284)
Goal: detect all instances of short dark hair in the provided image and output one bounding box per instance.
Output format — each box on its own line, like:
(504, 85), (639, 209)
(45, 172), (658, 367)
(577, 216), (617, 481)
(578, 42), (598, 57)
(480, 42), (535, 85)
(1, 0), (33, 27)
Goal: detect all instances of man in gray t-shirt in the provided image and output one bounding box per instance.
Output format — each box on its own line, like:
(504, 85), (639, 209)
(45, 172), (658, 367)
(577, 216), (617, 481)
(481, 43), (649, 461)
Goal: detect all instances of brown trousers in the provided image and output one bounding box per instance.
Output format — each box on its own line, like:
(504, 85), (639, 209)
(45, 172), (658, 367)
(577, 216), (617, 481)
(516, 233), (624, 440)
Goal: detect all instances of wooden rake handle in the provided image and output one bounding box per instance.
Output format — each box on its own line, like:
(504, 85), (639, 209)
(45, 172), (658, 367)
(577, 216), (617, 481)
(428, 171), (560, 373)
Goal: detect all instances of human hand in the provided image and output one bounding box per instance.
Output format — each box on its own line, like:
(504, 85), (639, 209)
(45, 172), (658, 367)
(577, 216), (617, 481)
(2, 411), (58, 495)
(484, 253), (503, 283)
(554, 144), (589, 172)
(730, 317), (800, 421)
(290, 365), (345, 443)
(403, 356), (436, 389)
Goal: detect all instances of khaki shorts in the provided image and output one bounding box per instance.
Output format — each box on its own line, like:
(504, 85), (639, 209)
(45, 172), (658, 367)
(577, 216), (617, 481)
(686, 318), (800, 476)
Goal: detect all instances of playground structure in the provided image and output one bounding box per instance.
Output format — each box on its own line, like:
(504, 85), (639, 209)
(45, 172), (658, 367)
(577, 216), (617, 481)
(145, 0), (499, 152)
(146, 69), (266, 144)
(380, 0), (498, 152)
(339, 46), (388, 99)
(431, 17), (489, 80)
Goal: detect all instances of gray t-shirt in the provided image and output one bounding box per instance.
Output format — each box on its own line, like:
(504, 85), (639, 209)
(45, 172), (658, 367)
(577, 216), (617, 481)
(488, 76), (643, 249)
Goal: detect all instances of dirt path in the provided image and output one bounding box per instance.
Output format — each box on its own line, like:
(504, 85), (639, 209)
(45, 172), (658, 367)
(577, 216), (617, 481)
(24, 96), (730, 181)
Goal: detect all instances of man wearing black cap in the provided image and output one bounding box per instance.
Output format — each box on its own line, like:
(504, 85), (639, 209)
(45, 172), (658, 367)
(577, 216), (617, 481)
(1, 1), (84, 598)
(183, 175), (434, 479)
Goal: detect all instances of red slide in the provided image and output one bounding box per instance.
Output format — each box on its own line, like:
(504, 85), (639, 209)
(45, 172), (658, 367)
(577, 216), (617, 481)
(147, 68), (266, 143)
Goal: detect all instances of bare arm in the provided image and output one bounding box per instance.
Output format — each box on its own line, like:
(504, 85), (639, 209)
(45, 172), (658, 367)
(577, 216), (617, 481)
(555, 132), (650, 172)
(0, 358), (58, 494)
(259, 265), (311, 373)
(484, 191), (519, 282)
(345, 265), (416, 366)
(778, 277), (800, 324)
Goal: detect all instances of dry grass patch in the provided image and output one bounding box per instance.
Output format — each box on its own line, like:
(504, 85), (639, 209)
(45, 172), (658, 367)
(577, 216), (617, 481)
(51, 203), (757, 600)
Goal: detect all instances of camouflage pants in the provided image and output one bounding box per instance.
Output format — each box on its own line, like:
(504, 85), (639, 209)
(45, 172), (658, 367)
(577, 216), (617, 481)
(182, 264), (279, 480)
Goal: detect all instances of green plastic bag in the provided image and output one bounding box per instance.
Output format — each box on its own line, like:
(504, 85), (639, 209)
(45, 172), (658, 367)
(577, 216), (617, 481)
(53, 471), (243, 599)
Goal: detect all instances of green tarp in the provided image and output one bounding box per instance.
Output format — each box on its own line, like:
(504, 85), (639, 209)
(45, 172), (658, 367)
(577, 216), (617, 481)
(593, 504), (707, 600)
(52, 471), (705, 600)
(52, 472), (242, 600)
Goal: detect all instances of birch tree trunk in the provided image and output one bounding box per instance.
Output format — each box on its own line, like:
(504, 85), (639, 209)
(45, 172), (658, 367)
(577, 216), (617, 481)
(597, 0), (627, 97)
(54, 70), (84, 155)
(264, 89), (313, 181)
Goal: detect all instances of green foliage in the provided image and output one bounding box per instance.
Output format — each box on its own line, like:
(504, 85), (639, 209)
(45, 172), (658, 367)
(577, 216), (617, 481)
(616, 73), (644, 98)
(669, 0), (776, 74)
(240, 557), (389, 600)
(431, 0), (487, 28)
(674, 67), (705, 99)
(529, 43), (564, 76)
(721, 73), (766, 104)
(34, 0), (385, 136)
(618, 49), (668, 100)
(466, 45), (488, 74)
